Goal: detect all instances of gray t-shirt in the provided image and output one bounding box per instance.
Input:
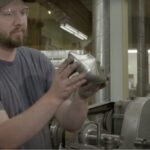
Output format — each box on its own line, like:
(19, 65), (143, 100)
(0, 47), (54, 149)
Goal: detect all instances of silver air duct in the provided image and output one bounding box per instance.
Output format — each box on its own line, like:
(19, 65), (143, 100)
(92, 0), (110, 103)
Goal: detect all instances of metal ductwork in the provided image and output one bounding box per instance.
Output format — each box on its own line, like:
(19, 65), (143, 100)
(92, 0), (110, 103)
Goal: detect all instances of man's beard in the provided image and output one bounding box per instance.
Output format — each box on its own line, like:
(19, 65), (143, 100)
(0, 30), (26, 49)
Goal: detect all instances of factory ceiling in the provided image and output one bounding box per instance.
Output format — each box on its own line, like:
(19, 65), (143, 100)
(27, 0), (150, 49)
(47, 0), (92, 35)
(27, 0), (92, 36)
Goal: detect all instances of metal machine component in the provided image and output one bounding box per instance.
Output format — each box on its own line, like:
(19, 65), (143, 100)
(68, 143), (97, 149)
(113, 100), (130, 135)
(120, 97), (150, 149)
(49, 119), (65, 149)
(100, 134), (121, 149)
(78, 122), (98, 145)
(68, 52), (107, 84)
(78, 121), (107, 146)
(77, 102), (114, 147)
(88, 102), (114, 133)
(134, 138), (150, 149)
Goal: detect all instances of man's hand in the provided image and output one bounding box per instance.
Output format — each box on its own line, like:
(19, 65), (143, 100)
(49, 58), (87, 102)
(78, 81), (106, 99)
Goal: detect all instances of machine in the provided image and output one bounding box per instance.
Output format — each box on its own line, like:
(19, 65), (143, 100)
(50, 97), (150, 149)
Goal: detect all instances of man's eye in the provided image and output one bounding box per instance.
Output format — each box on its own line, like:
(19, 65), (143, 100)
(4, 12), (12, 16)
(2, 11), (13, 16)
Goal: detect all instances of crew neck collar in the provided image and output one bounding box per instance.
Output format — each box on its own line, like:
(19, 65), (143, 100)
(0, 48), (19, 66)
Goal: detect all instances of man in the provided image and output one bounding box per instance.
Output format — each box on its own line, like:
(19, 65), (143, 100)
(0, 0), (104, 149)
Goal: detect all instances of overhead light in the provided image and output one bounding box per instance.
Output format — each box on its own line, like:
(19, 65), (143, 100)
(48, 10), (51, 15)
(60, 23), (88, 40)
(128, 49), (150, 54)
(128, 49), (138, 54)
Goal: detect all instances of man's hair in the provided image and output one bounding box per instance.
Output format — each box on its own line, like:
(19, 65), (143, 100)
(0, 0), (26, 8)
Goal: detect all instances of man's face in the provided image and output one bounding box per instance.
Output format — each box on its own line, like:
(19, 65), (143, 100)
(0, 0), (28, 49)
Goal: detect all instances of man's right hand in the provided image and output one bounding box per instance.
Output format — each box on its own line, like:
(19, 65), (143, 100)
(48, 58), (87, 102)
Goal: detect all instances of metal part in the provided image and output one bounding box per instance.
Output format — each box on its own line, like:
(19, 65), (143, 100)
(100, 134), (121, 149)
(49, 119), (65, 149)
(120, 97), (150, 149)
(77, 102), (114, 148)
(88, 102), (114, 115)
(68, 143), (97, 149)
(78, 122), (98, 146)
(134, 138), (150, 149)
(68, 52), (107, 84)
(113, 101), (130, 135)
(78, 121), (108, 147)
(97, 121), (101, 147)
(88, 102), (114, 133)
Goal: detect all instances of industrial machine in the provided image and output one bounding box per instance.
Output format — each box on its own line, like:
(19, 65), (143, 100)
(50, 97), (150, 149)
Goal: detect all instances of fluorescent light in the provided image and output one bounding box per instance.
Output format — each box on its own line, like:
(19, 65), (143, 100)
(73, 31), (85, 40)
(60, 24), (74, 34)
(128, 49), (150, 54)
(65, 24), (76, 32)
(60, 23), (88, 40)
(78, 31), (87, 39)
(128, 49), (137, 54)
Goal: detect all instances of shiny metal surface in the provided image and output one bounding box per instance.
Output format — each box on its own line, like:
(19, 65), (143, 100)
(100, 133), (121, 149)
(68, 143), (97, 149)
(50, 119), (65, 148)
(134, 138), (150, 149)
(93, 0), (110, 103)
(120, 97), (150, 149)
(78, 122), (98, 145)
(68, 52), (107, 84)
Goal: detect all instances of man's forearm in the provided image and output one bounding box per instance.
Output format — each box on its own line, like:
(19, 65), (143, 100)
(55, 92), (88, 131)
(0, 92), (61, 149)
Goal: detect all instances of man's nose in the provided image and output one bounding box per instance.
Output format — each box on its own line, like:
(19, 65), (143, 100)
(13, 12), (25, 25)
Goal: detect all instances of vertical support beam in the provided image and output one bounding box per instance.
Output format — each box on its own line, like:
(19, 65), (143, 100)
(137, 0), (149, 96)
(110, 0), (128, 101)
